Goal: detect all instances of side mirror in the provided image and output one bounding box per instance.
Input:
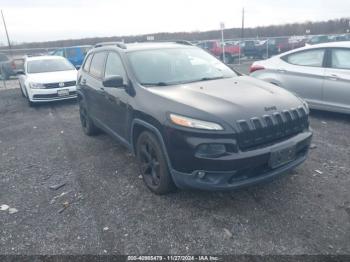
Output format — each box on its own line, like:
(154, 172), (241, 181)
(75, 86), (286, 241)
(75, 65), (81, 70)
(102, 75), (124, 88)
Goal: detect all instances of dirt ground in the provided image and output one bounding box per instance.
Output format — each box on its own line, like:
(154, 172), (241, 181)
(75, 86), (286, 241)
(0, 81), (349, 255)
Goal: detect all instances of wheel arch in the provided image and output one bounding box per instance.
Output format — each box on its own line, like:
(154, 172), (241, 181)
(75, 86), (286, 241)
(131, 118), (173, 172)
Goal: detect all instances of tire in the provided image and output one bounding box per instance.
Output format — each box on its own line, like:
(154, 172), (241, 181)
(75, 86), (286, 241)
(19, 82), (25, 97)
(136, 131), (176, 195)
(79, 101), (99, 136)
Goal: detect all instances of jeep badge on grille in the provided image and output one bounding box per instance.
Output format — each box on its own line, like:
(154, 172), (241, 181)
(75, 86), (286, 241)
(59, 82), (65, 87)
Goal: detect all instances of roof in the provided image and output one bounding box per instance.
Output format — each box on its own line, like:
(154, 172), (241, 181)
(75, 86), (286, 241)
(308, 41), (350, 48)
(276, 41), (350, 57)
(93, 42), (195, 52)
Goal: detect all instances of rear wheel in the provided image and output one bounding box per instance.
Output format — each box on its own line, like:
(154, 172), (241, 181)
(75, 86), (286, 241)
(79, 102), (99, 136)
(136, 131), (176, 194)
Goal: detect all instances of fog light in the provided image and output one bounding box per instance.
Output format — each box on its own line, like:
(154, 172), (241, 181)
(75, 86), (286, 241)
(196, 143), (226, 158)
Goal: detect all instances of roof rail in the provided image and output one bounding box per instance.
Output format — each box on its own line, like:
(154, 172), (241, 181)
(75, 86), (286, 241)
(94, 42), (127, 49)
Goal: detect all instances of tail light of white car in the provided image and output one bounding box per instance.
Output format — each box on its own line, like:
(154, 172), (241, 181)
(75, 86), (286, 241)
(250, 65), (265, 73)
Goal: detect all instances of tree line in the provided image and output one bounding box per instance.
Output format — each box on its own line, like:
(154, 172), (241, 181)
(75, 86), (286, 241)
(2, 17), (350, 50)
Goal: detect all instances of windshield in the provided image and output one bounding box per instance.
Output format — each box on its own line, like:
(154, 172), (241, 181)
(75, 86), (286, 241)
(127, 47), (237, 86)
(27, 58), (75, 74)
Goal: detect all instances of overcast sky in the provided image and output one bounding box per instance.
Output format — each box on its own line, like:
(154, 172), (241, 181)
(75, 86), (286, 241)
(1, 0), (350, 43)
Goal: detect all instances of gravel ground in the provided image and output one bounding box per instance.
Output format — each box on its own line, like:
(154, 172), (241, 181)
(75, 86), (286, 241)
(0, 80), (349, 255)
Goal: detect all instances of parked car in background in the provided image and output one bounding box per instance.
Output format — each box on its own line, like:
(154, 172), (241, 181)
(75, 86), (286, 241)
(329, 34), (348, 42)
(250, 41), (350, 114)
(0, 53), (23, 80)
(77, 41), (311, 194)
(241, 40), (277, 59)
(196, 40), (240, 63)
(52, 45), (92, 68)
(18, 56), (77, 106)
(306, 35), (330, 45)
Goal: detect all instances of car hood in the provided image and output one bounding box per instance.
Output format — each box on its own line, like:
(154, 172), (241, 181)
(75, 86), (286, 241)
(148, 76), (306, 125)
(27, 70), (77, 84)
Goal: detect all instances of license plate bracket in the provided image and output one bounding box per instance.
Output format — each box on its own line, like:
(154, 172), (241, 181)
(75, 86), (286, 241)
(57, 89), (69, 97)
(269, 145), (296, 169)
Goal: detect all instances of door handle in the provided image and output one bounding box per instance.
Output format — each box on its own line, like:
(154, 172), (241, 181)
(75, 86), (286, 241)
(327, 74), (338, 81)
(277, 69), (286, 73)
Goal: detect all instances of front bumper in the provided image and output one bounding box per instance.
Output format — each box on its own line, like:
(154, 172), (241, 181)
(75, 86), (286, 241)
(165, 128), (312, 190)
(27, 86), (77, 102)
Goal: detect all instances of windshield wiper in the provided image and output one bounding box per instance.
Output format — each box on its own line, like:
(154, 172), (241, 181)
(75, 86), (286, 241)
(141, 82), (169, 86)
(200, 76), (226, 81)
(182, 76), (227, 84)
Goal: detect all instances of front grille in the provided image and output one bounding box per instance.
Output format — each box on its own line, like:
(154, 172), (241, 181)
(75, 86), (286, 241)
(236, 106), (308, 151)
(44, 81), (76, 89)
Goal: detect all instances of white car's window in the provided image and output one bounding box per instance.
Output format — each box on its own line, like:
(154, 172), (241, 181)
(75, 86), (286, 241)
(54, 49), (64, 56)
(27, 58), (75, 74)
(285, 49), (325, 67)
(331, 49), (350, 70)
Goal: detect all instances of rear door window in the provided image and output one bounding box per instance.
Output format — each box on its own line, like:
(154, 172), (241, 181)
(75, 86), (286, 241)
(283, 49), (325, 67)
(330, 48), (350, 70)
(89, 52), (107, 78)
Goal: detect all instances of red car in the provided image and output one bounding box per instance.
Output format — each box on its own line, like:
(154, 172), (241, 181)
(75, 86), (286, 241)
(197, 40), (240, 63)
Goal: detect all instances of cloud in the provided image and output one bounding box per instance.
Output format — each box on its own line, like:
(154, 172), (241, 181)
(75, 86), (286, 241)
(0, 0), (349, 43)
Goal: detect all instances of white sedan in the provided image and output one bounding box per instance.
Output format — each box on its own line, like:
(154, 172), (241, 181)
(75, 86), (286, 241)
(18, 56), (77, 106)
(250, 41), (350, 114)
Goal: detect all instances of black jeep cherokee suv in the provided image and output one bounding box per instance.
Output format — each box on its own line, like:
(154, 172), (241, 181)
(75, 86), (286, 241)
(77, 41), (312, 194)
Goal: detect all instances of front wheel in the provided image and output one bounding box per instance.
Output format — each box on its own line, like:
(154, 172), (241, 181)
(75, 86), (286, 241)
(136, 131), (176, 195)
(28, 98), (35, 107)
(19, 82), (26, 97)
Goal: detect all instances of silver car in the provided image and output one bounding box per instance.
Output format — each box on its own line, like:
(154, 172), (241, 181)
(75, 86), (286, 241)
(250, 41), (350, 114)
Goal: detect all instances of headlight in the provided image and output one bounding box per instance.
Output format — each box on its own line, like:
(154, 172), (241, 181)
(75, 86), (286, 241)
(30, 82), (45, 89)
(169, 113), (223, 130)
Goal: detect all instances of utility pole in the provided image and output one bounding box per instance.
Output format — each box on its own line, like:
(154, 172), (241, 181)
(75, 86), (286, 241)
(220, 22), (225, 63)
(1, 10), (12, 57)
(241, 8), (245, 39)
